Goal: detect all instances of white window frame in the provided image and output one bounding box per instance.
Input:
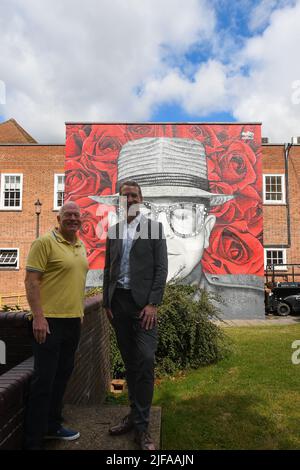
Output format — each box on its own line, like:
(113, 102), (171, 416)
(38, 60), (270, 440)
(0, 247), (19, 270)
(54, 173), (65, 211)
(0, 173), (23, 210)
(264, 248), (287, 270)
(263, 174), (285, 204)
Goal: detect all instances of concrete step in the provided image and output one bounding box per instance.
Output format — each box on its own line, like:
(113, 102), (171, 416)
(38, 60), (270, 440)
(44, 404), (161, 450)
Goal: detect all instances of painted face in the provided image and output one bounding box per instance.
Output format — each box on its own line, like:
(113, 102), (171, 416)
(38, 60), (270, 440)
(141, 197), (216, 281)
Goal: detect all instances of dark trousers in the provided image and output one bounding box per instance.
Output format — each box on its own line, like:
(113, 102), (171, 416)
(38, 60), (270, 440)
(111, 288), (158, 433)
(24, 318), (81, 449)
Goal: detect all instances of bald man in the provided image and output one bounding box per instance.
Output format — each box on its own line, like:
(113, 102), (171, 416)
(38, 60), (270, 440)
(24, 202), (88, 450)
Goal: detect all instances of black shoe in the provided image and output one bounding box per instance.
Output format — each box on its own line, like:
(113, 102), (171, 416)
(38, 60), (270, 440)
(134, 430), (155, 450)
(109, 414), (134, 436)
(44, 426), (80, 441)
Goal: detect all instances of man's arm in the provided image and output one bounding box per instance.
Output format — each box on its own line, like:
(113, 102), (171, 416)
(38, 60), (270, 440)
(140, 223), (168, 330)
(103, 234), (111, 308)
(25, 271), (50, 343)
(148, 223), (168, 305)
(103, 234), (113, 320)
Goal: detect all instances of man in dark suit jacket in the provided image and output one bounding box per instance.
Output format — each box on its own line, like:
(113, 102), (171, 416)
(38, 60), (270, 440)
(103, 180), (168, 451)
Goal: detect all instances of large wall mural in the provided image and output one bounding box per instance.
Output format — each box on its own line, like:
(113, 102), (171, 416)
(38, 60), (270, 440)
(65, 123), (264, 318)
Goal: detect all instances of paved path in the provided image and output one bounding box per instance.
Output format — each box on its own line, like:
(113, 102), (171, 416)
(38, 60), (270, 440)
(44, 405), (161, 451)
(214, 315), (300, 327)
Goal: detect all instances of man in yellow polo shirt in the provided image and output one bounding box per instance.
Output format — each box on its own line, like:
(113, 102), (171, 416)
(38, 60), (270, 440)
(24, 202), (88, 450)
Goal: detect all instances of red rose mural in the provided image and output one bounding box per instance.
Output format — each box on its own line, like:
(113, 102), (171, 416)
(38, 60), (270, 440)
(65, 123), (263, 277)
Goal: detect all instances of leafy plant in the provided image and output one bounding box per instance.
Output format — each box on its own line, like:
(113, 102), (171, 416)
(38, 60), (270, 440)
(109, 283), (230, 378)
(0, 304), (26, 312)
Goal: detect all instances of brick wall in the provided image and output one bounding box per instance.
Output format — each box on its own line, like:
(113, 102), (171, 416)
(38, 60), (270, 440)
(0, 144), (65, 297)
(0, 296), (110, 449)
(64, 295), (111, 405)
(263, 144), (300, 272)
(0, 312), (32, 374)
(0, 357), (33, 449)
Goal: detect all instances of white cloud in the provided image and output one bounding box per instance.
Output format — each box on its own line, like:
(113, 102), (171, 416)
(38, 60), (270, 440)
(0, 0), (215, 141)
(232, 0), (300, 141)
(139, 60), (228, 116)
(1, 0), (300, 143)
(249, 0), (296, 31)
(139, 0), (300, 142)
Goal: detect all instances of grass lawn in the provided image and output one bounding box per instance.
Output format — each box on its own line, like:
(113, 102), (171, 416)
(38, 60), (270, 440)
(153, 324), (300, 450)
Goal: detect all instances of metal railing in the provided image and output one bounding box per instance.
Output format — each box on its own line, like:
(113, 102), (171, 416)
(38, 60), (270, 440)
(265, 263), (300, 287)
(0, 293), (28, 310)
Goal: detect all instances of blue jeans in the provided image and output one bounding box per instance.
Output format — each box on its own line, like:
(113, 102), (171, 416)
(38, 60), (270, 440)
(24, 317), (81, 449)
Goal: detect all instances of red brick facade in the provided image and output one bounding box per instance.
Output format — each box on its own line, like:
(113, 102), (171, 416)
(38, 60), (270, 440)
(263, 143), (300, 283)
(1, 120), (300, 301)
(0, 122), (65, 301)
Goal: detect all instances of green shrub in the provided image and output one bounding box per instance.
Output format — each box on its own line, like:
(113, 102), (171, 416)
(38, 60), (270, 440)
(109, 283), (229, 378)
(109, 325), (126, 378)
(85, 287), (102, 297)
(0, 304), (22, 312)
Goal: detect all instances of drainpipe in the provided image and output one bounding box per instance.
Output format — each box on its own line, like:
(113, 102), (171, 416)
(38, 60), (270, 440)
(265, 142), (292, 249)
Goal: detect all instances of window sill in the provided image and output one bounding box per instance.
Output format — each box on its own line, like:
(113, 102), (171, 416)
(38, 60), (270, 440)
(263, 202), (286, 206)
(0, 268), (20, 271)
(0, 208), (22, 211)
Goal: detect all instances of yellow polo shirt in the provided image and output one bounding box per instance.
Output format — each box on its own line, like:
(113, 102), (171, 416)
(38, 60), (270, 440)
(26, 229), (89, 318)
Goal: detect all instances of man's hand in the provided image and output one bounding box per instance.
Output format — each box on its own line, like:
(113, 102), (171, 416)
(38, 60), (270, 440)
(105, 308), (114, 322)
(139, 304), (158, 330)
(33, 316), (50, 344)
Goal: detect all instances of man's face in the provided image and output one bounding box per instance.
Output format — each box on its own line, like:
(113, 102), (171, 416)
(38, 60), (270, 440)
(141, 197), (216, 281)
(119, 185), (143, 218)
(57, 205), (82, 235)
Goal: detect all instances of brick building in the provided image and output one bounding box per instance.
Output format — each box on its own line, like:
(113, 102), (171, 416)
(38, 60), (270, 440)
(262, 139), (300, 283)
(1, 119), (300, 307)
(0, 119), (65, 306)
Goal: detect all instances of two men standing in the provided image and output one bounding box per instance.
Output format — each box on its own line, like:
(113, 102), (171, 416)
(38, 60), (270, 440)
(24, 185), (168, 451)
(24, 202), (88, 450)
(103, 180), (168, 450)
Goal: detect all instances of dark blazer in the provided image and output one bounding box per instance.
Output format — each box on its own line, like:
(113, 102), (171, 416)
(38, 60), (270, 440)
(103, 215), (168, 309)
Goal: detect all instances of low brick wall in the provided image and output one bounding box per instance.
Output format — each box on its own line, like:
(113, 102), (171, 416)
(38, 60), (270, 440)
(0, 295), (110, 449)
(64, 295), (111, 405)
(0, 357), (33, 449)
(0, 312), (32, 374)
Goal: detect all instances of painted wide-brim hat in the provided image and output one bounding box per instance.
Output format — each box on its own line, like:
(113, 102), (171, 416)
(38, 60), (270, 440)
(91, 137), (234, 207)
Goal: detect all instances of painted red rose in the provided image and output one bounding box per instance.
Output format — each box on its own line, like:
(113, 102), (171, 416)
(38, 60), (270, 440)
(208, 181), (236, 221)
(82, 125), (126, 158)
(253, 149), (262, 194)
(125, 124), (164, 140)
(173, 124), (221, 155)
(211, 140), (257, 191)
(76, 198), (116, 269)
(87, 248), (105, 270)
(202, 224), (264, 275)
(65, 161), (110, 197)
(235, 197), (263, 237)
(79, 126), (126, 193)
(66, 124), (91, 140)
(65, 125), (91, 161)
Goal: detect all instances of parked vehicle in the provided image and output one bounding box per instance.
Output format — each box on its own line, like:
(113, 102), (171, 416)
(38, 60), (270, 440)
(265, 264), (300, 316)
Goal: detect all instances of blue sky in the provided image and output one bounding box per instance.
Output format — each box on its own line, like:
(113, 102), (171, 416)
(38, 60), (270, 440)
(1, 0), (300, 142)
